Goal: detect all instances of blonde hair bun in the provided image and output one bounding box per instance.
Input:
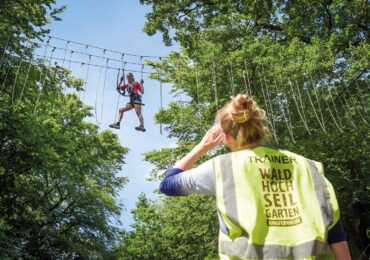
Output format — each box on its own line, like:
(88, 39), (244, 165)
(216, 93), (266, 146)
(229, 94), (265, 124)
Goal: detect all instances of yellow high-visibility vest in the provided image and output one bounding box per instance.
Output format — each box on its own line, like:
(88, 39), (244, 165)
(213, 146), (340, 260)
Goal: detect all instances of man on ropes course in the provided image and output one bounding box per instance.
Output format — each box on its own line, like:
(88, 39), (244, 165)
(109, 72), (146, 132)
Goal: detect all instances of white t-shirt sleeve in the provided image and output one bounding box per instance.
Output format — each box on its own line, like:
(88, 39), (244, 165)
(176, 159), (216, 196)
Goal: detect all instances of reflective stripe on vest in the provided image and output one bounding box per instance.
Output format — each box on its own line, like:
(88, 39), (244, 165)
(214, 147), (338, 259)
(306, 159), (334, 233)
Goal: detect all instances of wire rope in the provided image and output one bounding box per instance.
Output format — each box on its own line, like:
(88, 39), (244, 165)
(79, 45), (89, 101)
(178, 57), (184, 141)
(58, 40), (70, 111)
(15, 47), (35, 107)
(31, 53), (154, 74)
(98, 57), (109, 124)
(36, 42), (147, 67)
(193, 58), (202, 126)
(159, 57), (163, 135)
(331, 83), (357, 128)
(258, 70), (278, 143)
(273, 75), (296, 143)
(353, 78), (369, 120)
(33, 38), (51, 114)
(61, 50), (74, 112)
(304, 74), (327, 133)
(94, 50), (106, 125)
(242, 65), (249, 96)
(11, 56), (23, 104)
(317, 82), (344, 133)
(293, 78), (311, 133)
(279, 75), (296, 137)
(78, 62), (85, 100)
(325, 86), (344, 130)
(315, 72), (344, 130)
(261, 64), (278, 140)
(0, 57), (13, 93)
(113, 55), (125, 123)
(228, 59), (235, 97)
(0, 33), (11, 72)
(82, 54), (91, 102)
(113, 68), (121, 123)
(244, 61), (253, 97)
(309, 71), (343, 133)
(140, 56), (144, 118)
(287, 77), (311, 134)
(48, 35), (163, 59)
(308, 71), (327, 132)
(211, 58), (219, 111)
(342, 80), (369, 126)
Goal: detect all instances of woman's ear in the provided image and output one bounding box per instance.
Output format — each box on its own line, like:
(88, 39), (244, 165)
(224, 133), (235, 151)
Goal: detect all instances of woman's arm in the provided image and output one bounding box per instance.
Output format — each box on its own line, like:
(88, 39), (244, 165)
(330, 241), (351, 260)
(174, 124), (224, 170)
(140, 79), (144, 94)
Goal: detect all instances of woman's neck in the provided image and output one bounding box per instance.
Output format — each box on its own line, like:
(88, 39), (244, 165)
(232, 140), (262, 152)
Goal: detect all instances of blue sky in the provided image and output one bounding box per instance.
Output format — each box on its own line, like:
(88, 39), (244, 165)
(45, 0), (180, 229)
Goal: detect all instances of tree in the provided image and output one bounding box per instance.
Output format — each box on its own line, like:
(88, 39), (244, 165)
(0, 1), (129, 258)
(140, 0), (369, 258)
(115, 194), (219, 260)
(0, 57), (129, 259)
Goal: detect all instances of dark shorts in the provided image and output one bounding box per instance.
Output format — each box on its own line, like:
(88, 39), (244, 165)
(128, 94), (142, 107)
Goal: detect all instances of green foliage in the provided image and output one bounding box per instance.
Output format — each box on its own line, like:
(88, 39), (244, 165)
(114, 194), (219, 260)
(0, 0), (66, 57)
(140, 0), (369, 258)
(0, 1), (129, 258)
(0, 56), (129, 258)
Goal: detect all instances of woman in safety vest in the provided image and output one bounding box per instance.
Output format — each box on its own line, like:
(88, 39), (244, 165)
(160, 94), (351, 259)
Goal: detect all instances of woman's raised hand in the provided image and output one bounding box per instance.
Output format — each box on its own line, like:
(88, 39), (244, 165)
(199, 124), (225, 152)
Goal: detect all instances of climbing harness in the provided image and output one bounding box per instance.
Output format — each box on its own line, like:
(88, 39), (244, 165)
(116, 60), (145, 106)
